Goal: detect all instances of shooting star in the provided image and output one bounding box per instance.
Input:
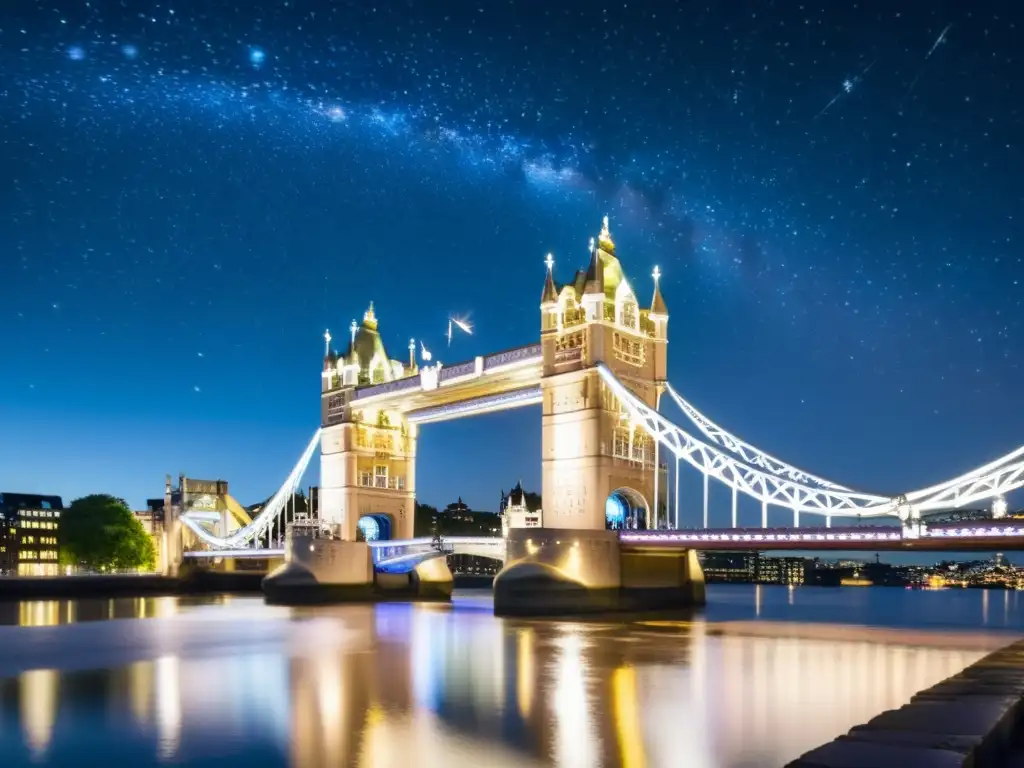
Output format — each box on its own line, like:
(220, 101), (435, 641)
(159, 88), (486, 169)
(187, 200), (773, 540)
(816, 58), (877, 118)
(447, 315), (473, 346)
(902, 24), (952, 108)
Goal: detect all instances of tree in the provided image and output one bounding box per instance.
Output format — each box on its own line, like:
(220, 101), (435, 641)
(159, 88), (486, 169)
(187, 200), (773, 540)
(414, 502), (440, 538)
(60, 494), (156, 572)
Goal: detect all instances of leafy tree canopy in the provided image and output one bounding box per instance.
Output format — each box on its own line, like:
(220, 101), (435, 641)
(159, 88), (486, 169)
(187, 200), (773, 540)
(60, 494), (156, 572)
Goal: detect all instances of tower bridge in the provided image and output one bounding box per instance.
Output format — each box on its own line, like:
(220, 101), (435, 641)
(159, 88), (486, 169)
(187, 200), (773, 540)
(169, 216), (1024, 615)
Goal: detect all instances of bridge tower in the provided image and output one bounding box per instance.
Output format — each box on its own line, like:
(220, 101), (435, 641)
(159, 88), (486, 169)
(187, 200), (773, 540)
(318, 304), (417, 543)
(537, 217), (667, 531)
(495, 217), (704, 616)
(264, 304), (420, 602)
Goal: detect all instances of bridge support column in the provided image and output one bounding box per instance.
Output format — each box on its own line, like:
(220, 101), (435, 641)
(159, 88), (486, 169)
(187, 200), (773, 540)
(263, 531), (374, 604)
(494, 528), (705, 616)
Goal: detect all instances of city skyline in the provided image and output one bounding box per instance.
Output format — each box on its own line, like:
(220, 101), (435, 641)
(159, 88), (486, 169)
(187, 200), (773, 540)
(2, 2), (1021, 520)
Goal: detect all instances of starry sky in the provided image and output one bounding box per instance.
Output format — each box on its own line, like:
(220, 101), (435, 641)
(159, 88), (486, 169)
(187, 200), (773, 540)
(1, 1), (1021, 530)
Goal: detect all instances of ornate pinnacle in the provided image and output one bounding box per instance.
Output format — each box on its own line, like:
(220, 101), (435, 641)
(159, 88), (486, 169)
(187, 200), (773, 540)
(652, 265), (661, 282)
(323, 329), (332, 357)
(545, 253), (554, 271)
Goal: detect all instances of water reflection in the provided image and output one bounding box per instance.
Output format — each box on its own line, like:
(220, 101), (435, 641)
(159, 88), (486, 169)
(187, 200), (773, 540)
(0, 592), (1012, 767)
(0, 596), (229, 627)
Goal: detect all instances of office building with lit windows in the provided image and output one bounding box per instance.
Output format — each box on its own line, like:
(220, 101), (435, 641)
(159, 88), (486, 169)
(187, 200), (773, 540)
(0, 493), (63, 576)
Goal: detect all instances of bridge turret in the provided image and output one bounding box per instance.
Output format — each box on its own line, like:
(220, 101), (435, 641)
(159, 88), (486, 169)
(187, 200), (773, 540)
(319, 303), (417, 543)
(537, 215), (666, 531)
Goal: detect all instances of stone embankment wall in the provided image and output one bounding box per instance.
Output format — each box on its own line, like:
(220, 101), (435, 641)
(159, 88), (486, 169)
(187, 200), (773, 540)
(787, 638), (1024, 767)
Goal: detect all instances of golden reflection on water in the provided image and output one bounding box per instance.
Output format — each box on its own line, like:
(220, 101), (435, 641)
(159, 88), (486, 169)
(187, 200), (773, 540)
(4, 596), (185, 627)
(0, 598), (1007, 767)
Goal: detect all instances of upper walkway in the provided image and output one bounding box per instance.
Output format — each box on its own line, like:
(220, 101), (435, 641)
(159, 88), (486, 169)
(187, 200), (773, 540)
(336, 343), (542, 425)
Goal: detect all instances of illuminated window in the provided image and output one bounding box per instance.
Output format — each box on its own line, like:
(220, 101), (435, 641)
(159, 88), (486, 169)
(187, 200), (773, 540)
(620, 300), (637, 329)
(374, 465), (388, 489)
(613, 332), (644, 366)
(632, 433), (652, 466)
(562, 300), (584, 327)
(22, 536), (35, 545)
(613, 426), (631, 460)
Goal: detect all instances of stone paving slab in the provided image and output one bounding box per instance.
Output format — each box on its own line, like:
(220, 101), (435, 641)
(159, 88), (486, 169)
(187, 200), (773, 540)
(844, 727), (982, 754)
(785, 639), (1024, 768)
(785, 739), (970, 767)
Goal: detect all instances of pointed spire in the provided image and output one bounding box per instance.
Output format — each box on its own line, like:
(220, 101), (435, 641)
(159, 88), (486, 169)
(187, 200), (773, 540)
(349, 319), (358, 348)
(541, 252), (558, 305)
(598, 214), (615, 253)
(584, 230), (605, 295)
(363, 301), (377, 329)
(323, 329), (332, 358)
(650, 265), (668, 317)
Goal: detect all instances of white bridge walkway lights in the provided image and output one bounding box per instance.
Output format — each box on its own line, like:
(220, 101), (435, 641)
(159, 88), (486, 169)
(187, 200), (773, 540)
(177, 365), (1024, 552)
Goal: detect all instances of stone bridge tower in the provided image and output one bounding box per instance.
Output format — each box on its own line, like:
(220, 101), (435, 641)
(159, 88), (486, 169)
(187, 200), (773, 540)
(495, 217), (702, 616)
(318, 304), (418, 542)
(538, 216), (668, 531)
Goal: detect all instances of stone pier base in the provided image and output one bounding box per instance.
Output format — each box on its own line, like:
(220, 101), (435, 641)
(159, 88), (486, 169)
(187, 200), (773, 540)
(263, 538), (454, 605)
(493, 528), (705, 617)
(263, 537), (374, 605)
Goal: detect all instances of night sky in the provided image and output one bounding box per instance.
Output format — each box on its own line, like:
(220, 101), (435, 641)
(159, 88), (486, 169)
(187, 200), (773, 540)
(2, 1), (1021, 528)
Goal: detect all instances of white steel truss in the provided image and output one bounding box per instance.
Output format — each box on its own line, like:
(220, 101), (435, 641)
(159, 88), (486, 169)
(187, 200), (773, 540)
(663, 382), (851, 491)
(180, 428), (322, 548)
(177, 363), (1023, 551)
(599, 365), (1024, 517)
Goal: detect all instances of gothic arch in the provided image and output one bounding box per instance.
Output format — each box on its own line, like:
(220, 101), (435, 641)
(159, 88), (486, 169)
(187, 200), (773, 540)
(605, 487), (649, 531)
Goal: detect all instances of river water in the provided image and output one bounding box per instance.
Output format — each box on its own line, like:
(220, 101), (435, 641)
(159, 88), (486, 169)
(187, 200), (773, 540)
(0, 585), (1020, 767)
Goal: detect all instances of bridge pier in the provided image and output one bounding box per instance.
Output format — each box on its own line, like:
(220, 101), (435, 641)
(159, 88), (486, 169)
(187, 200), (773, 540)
(494, 528), (704, 616)
(263, 532), (375, 604)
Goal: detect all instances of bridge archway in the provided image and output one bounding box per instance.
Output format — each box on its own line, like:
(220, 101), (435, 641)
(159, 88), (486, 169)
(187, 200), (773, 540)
(357, 514), (393, 542)
(605, 487), (649, 531)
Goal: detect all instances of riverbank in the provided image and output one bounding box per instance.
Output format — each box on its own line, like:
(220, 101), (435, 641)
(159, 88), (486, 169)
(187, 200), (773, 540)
(787, 637), (1024, 766)
(0, 572), (264, 600)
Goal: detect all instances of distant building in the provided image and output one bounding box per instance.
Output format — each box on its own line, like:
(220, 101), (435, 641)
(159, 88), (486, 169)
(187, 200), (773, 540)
(443, 497), (474, 522)
(757, 556), (807, 585)
(499, 481), (541, 537)
(700, 551), (759, 583)
(135, 499), (169, 573)
(0, 492), (63, 576)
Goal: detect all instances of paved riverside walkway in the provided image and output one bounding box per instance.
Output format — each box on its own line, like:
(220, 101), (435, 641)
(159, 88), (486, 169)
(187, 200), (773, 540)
(787, 638), (1024, 767)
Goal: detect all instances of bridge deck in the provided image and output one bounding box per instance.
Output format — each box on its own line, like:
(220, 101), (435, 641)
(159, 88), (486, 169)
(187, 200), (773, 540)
(183, 522), (1024, 560)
